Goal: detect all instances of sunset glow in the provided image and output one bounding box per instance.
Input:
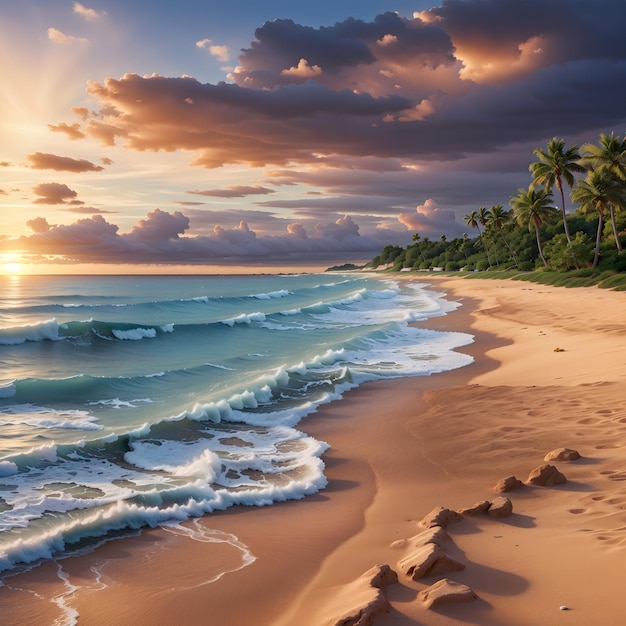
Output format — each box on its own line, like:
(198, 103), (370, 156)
(1, 1), (625, 274)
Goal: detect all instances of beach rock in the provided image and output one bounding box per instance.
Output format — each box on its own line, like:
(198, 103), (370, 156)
(399, 543), (465, 580)
(391, 525), (449, 549)
(419, 507), (463, 529)
(366, 564), (398, 589)
(544, 448), (581, 462)
(419, 578), (478, 609)
(526, 464), (567, 486)
(488, 496), (513, 518)
(494, 475), (524, 493)
(458, 500), (491, 515)
(329, 565), (398, 626)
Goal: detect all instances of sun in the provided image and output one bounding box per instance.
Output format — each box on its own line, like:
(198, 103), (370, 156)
(1, 260), (23, 275)
(0, 253), (24, 276)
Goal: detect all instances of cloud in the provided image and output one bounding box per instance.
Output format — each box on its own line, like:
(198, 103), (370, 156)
(187, 185), (276, 198)
(15, 209), (386, 265)
(26, 152), (104, 172)
(73, 2), (626, 176)
(313, 214), (360, 240)
(228, 13), (455, 90)
(415, 0), (625, 83)
(397, 199), (466, 237)
(65, 207), (115, 215)
(27, 217), (52, 233)
(48, 122), (85, 140)
(73, 2), (106, 21)
(47, 28), (88, 45)
(281, 59), (322, 80)
(82, 73), (411, 167)
(33, 182), (83, 205)
(196, 39), (230, 62)
(45, 0), (625, 249)
(129, 208), (189, 241)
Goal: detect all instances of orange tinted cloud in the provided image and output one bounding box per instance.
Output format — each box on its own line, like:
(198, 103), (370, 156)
(187, 186), (276, 198)
(398, 199), (465, 237)
(33, 182), (83, 205)
(26, 152), (104, 172)
(48, 123), (85, 141)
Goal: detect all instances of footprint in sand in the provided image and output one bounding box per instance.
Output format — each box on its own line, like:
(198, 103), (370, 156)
(568, 508), (586, 515)
(606, 498), (626, 506)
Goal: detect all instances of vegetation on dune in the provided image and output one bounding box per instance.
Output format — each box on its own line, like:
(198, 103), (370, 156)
(363, 132), (626, 287)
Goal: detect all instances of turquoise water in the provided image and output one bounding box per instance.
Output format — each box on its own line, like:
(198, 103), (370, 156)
(0, 272), (472, 575)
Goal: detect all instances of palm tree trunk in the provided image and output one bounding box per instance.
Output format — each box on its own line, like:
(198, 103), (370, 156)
(609, 204), (623, 251)
(593, 212), (604, 268)
(534, 223), (548, 266)
(497, 227), (520, 269)
(558, 181), (580, 269)
(476, 226), (492, 267)
(558, 183), (572, 243)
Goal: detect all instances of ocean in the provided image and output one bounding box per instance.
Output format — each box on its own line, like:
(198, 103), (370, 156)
(0, 272), (473, 578)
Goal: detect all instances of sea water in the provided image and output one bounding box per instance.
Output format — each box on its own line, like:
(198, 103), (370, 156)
(0, 272), (473, 576)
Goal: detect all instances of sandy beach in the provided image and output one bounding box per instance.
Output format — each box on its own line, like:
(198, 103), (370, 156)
(2, 275), (626, 625)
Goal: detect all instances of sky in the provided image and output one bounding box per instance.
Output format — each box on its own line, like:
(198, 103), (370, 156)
(1, 0), (626, 274)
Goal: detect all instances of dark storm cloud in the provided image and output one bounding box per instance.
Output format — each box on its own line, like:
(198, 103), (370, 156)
(232, 13), (455, 88)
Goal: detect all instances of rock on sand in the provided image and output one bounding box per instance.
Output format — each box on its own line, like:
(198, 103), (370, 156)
(544, 447), (581, 462)
(526, 464), (567, 486)
(419, 578), (478, 609)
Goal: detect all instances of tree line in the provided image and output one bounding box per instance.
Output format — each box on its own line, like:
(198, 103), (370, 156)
(367, 132), (626, 273)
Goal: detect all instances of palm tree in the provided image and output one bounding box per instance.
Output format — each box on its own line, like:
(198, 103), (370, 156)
(571, 170), (626, 267)
(580, 133), (626, 251)
(477, 206), (499, 267)
(580, 132), (626, 180)
(529, 138), (585, 243)
(464, 209), (492, 267)
(487, 204), (519, 269)
(510, 186), (557, 267)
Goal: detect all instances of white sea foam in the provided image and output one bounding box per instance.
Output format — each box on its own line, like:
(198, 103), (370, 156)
(112, 327), (157, 340)
(0, 412), (102, 431)
(125, 442), (222, 479)
(0, 382), (17, 398)
(205, 362), (235, 371)
(251, 289), (291, 299)
(0, 461), (18, 477)
(220, 312), (266, 326)
(160, 520), (256, 588)
(87, 398), (153, 409)
(0, 319), (60, 345)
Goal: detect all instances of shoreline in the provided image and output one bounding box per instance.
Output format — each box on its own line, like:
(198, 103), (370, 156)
(2, 276), (626, 625)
